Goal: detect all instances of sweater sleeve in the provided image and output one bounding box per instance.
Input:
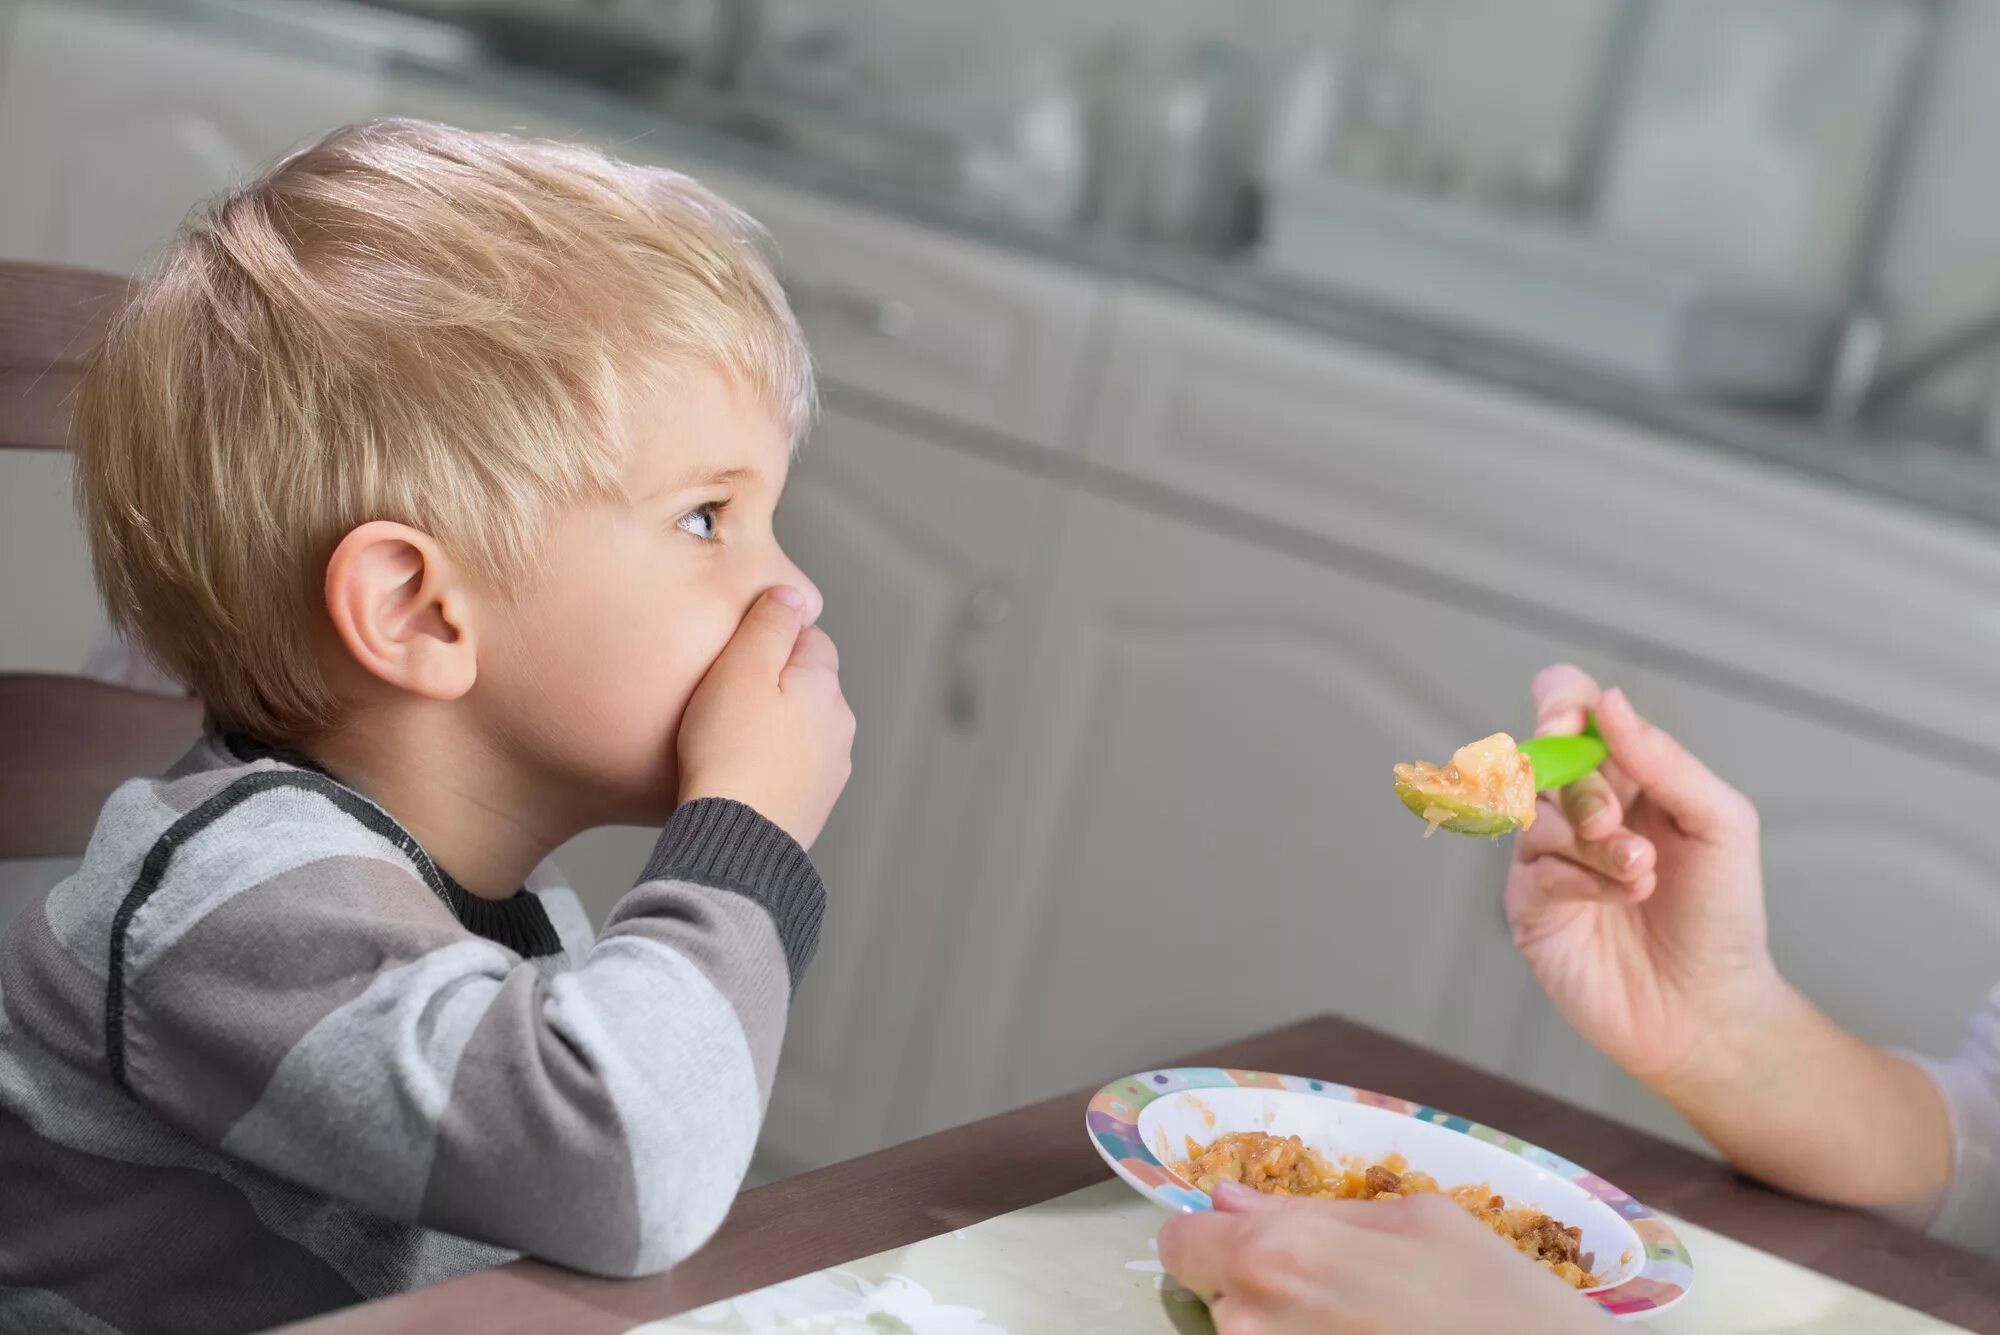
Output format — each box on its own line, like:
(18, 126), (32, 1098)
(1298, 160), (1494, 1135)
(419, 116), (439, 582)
(1883, 986), (2000, 1258)
(113, 791), (822, 1278)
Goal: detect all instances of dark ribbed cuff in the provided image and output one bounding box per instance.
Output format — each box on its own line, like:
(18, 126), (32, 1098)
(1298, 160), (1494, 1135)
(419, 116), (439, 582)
(641, 798), (826, 984)
(454, 889), (566, 960)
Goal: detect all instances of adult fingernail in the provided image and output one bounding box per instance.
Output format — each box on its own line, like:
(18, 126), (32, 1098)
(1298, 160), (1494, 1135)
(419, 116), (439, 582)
(1614, 839), (1643, 871)
(771, 586), (806, 610)
(1574, 797), (1607, 827)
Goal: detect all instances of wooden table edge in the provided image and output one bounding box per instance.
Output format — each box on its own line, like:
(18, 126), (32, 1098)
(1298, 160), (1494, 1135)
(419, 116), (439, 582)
(274, 1014), (2000, 1335)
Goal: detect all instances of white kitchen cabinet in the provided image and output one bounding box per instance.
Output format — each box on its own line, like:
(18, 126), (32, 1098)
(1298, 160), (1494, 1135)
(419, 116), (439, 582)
(1085, 286), (2000, 759)
(899, 487), (1636, 1142)
(752, 408), (1061, 1174)
(379, 69), (1107, 456)
(0, 2), (381, 274)
(1734, 712), (2000, 1063)
(1026, 279), (2000, 1153)
(377, 64), (605, 141)
(706, 172), (1104, 454)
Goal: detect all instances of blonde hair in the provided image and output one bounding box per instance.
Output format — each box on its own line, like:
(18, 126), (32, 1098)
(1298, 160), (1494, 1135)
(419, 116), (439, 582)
(75, 118), (813, 741)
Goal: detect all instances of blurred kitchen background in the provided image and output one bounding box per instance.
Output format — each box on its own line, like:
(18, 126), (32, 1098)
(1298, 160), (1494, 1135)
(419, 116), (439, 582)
(5, 0), (2000, 1183)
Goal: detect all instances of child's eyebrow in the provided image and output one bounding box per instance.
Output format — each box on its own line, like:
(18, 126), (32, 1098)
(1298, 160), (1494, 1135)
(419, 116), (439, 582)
(642, 465), (757, 501)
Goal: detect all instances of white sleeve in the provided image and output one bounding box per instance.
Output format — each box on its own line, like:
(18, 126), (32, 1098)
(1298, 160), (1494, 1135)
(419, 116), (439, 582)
(1889, 985), (2000, 1257)
(525, 858), (598, 965)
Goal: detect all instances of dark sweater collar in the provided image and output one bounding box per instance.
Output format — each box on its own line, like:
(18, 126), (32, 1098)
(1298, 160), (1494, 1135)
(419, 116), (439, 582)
(219, 733), (564, 959)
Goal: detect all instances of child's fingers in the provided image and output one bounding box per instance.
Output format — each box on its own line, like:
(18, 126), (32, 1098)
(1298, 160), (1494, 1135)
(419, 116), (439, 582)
(717, 587), (806, 684)
(1597, 688), (1758, 845)
(1530, 663), (1603, 738)
(785, 625), (840, 676)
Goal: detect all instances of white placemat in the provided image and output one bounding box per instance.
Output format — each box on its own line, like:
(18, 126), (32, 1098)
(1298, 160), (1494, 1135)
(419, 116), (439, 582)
(629, 1180), (1966, 1334)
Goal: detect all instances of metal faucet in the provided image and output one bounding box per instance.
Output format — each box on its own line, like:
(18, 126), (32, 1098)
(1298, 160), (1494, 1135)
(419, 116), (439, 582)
(697, 0), (760, 91)
(1820, 0), (1947, 429)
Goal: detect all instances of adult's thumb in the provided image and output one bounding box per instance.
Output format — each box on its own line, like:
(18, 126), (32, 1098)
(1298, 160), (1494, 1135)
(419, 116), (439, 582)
(1212, 1181), (1286, 1213)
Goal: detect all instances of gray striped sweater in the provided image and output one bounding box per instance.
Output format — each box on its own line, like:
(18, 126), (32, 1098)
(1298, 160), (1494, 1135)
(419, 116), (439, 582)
(0, 734), (824, 1335)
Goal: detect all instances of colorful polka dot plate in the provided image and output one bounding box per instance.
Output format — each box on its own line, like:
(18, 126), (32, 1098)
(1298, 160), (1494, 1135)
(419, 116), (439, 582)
(1086, 1067), (1692, 1321)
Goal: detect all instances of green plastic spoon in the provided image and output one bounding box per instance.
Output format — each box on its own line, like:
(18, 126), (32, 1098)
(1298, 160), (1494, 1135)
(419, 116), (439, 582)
(1519, 719), (1609, 792)
(1394, 718), (1608, 837)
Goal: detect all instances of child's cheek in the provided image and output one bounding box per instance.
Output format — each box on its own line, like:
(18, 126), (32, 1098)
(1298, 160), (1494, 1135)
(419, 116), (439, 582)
(627, 598), (735, 737)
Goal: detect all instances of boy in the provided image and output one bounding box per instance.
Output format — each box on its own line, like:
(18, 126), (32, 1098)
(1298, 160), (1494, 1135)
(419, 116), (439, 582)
(0, 119), (853, 1335)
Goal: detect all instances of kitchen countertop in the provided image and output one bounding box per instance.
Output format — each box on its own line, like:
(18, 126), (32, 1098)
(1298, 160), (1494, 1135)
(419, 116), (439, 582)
(273, 1014), (2000, 1335)
(78, 0), (2000, 536)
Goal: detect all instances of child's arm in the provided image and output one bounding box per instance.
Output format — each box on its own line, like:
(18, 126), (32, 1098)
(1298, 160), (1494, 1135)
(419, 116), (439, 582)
(113, 591), (851, 1278)
(1508, 668), (1953, 1214)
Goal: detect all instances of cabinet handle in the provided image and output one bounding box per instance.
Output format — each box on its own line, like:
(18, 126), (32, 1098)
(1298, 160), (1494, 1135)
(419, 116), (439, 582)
(785, 274), (916, 339)
(944, 578), (1013, 731)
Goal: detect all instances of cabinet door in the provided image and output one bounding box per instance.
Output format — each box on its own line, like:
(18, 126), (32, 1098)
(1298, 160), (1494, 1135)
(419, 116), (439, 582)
(905, 491), (1631, 1138)
(379, 69), (1106, 455)
(753, 409), (1058, 1173)
(1086, 287), (2000, 758)
(0, 3), (380, 272)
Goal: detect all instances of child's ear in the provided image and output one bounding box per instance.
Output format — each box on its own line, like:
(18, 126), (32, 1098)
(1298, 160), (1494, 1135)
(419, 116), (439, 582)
(323, 521), (479, 702)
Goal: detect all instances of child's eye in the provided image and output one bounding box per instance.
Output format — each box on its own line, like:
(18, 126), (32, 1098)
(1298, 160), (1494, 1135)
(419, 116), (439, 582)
(676, 501), (725, 542)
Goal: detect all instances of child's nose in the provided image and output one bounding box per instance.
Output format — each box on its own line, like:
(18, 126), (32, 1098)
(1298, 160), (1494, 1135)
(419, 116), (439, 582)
(776, 560), (824, 627)
(794, 576), (825, 628)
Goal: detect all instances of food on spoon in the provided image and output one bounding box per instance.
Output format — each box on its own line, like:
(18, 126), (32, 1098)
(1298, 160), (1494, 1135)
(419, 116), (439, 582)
(1392, 732), (1537, 837)
(1176, 1131), (1604, 1290)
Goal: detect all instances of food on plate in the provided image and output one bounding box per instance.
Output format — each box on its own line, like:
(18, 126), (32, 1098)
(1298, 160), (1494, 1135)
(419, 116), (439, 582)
(1392, 732), (1537, 837)
(1175, 1131), (1604, 1289)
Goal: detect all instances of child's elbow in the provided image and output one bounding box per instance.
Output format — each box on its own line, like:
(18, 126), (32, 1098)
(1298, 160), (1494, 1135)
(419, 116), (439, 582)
(619, 1177), (736, 1277)
(620, 1207), (732, 1271)
(535, 1207), (726, 1281)
(514, 1159), (736, 1279)
(551, 1059), (758, 1276)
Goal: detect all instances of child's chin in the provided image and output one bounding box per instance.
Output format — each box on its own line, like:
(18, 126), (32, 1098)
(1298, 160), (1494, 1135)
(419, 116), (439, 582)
(637, 792), (681, 825)
(588, 784), (676, 829)
(558, 767), (677, 831)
